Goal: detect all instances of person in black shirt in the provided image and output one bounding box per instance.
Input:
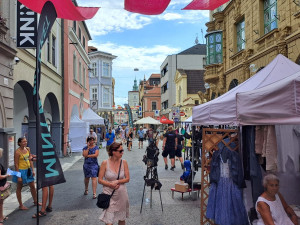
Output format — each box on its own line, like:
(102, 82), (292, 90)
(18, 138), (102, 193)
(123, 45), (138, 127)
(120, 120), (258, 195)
(176, 134), (185, 170)
(0, 148), (10, 223)
(162, 126), (177, 171)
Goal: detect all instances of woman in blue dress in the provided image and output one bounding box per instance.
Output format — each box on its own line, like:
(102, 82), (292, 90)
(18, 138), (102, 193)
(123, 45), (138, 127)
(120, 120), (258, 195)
(82, 136), (99, 199)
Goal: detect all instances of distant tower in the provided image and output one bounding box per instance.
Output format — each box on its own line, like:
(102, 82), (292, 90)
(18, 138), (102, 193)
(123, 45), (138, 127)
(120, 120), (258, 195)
(133, 77), (138, 91)
(195, 33), (199, 45)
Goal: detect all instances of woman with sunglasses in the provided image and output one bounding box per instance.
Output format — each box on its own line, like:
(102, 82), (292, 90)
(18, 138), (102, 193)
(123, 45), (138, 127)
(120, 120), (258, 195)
(98, 142), (130, 225)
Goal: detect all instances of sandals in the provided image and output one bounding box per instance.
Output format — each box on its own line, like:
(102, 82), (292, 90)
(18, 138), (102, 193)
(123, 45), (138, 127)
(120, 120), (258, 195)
(46, 206), (52, 212)
(32, 211), (46, 218)
(84, 190), (88, 195)
(93, 193), (97, 199)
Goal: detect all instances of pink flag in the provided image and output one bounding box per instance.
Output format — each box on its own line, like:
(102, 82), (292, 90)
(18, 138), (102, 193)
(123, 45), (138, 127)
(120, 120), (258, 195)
(17, 0), (99, 20)
(183, 0), (230, 10)
(125, 0), (171, 15)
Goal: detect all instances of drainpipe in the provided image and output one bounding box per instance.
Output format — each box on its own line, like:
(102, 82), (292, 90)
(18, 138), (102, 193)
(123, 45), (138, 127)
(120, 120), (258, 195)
(61, 19), (64, 157)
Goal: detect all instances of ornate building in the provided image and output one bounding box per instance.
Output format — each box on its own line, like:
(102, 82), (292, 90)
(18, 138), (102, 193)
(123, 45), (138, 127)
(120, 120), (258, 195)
(204, 0), (300, 101)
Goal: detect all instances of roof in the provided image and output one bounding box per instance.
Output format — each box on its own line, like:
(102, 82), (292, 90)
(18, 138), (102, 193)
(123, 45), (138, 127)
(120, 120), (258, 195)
(178, 44), (206, 55)
(149, 74), (160, 78)
(177, 69), (205, 94)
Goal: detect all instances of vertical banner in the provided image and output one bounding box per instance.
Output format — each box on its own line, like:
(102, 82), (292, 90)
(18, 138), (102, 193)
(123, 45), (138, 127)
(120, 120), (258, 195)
(17, 1), (37, 48)
(124, 104), (134, 128)
(33, 1), (65, 189)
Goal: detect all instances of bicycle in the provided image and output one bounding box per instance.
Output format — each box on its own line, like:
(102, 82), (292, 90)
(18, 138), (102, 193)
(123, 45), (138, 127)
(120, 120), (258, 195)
(64, 139), (72, 157)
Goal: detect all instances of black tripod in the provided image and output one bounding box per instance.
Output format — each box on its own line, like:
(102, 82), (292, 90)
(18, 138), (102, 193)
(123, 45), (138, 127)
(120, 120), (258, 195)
(140, 165), (163, 213)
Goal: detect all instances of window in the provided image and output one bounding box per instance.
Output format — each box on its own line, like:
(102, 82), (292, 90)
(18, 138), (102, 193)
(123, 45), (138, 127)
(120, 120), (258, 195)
(103, 87), (110, 104)
(162, 100), (168, 110)
(178, 86), (181, 103)
(52, 35), (56, 66)
(103, 62), (109, 77)
(78, 61), (82, 84)
(73, 21), (76, 32)
(206, 32), (223, 65)
(195, 100), (199, 105)
(161, 82), (168, 94)
(152, 102), (157, 110)
(47, 35), (50, 62)
(73, 53), (77, 80)
(78, 27), (81, 42)
(91, 62), (97, 77)
(229, 79), (239, 90)
(161, 64), (168, 77)
(264, 0), (277, 34)
(83, 67), (86, 87)
(83, 35), (86, 48)
(91, 87), (98, 100)
(237, 20), (245, 52)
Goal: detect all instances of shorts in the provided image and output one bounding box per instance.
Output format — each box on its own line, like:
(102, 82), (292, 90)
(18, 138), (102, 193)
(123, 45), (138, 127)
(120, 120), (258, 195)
(175, 145), (183, 157)
(162, 146), (175, 159)
(138, 137), (144, 142)
(12, 168), (34, 184)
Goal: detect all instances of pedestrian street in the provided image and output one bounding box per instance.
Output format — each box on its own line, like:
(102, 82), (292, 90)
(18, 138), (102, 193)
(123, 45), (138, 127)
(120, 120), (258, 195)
(5, 138), (201, 225)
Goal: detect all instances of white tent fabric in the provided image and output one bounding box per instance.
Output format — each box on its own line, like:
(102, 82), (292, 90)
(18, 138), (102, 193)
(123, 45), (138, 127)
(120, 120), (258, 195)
(134, 117), (161, 125)
(237, 70), (300, 125)
(82, 108), (104, 125)
(182, 116), (192, 123)
(192, 54), (300, 126)
(69, 115), (89, 152)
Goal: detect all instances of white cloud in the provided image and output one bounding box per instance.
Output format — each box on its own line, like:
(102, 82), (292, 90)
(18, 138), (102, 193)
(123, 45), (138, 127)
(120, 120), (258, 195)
(114, 96), (128, 107)
(158, 13), (182, 20)
(89, 41), (180, 71)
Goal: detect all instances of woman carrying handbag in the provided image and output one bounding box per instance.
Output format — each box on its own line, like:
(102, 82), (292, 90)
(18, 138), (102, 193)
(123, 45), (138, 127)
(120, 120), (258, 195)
(98, 142), (130, 225)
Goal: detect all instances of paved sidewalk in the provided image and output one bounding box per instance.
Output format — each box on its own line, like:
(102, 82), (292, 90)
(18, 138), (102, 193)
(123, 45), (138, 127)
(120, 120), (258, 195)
(4, 152), (84, 216)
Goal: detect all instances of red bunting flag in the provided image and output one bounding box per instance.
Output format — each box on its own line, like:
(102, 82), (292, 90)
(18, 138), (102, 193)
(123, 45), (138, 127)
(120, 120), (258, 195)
(125, 0), (171, 15)
(17, 0), (99, 20)
(183, 0), (230, 10)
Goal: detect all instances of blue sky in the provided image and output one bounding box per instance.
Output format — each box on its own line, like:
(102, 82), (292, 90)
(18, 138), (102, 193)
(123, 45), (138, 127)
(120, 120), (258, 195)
(77, 0), (209, 106)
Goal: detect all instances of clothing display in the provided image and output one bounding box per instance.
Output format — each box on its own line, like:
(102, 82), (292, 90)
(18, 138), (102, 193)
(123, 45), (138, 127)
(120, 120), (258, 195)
(206, 139), (248, 225)
(82, 146), (99, 178)
(255, 194), (294, 225)
(255, 125), (277, 171)
(100, 160), (129, 224)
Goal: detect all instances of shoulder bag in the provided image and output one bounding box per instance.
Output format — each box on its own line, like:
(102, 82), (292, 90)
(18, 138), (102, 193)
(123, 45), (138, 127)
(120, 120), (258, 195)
(96, 159), (122, 209)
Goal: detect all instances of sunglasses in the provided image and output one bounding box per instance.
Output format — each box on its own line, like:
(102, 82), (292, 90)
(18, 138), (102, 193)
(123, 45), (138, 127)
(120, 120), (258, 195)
(114, 150), (124, 153)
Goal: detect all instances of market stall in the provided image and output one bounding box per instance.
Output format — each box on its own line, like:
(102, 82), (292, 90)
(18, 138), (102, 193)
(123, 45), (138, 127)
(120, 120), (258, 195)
(192, 54), (300, 224)
(69, 114), (89, 152)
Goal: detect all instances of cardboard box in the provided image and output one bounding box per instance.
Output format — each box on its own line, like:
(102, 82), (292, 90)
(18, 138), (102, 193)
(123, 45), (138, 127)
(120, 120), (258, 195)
(175, 182), (189, 192)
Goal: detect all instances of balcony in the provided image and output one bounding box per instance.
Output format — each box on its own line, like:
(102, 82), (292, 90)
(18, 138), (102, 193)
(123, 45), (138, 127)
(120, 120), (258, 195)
(204, 64), (221, 83)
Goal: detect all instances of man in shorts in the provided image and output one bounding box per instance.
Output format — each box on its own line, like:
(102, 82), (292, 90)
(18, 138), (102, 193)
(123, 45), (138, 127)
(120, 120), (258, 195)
(162, 126), (177, 171)
(137, 126), (144, 149)
(105, 128), (115, 153)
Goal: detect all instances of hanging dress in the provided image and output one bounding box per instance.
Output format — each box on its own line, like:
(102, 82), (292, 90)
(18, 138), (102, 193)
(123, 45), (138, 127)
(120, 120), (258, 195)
(206, 154), (249, 225)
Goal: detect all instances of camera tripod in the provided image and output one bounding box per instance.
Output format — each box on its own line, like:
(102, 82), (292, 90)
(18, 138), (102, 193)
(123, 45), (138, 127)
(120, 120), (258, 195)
(140, 165), (163, 213)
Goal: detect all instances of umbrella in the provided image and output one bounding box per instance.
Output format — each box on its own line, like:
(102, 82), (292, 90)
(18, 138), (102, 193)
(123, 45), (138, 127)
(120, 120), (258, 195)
(160, 116), (174, 124)
(134, 117), (161, 125)
(114, 122), (119, 125)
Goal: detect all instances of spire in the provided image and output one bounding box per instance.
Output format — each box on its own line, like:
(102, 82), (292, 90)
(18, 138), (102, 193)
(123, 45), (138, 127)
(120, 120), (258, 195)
(133, 77), (138, 91)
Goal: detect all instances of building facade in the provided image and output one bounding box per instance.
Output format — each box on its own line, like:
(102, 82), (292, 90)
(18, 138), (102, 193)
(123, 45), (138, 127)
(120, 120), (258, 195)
(0, 1), (17, 168)
(160, 44), (206, 119)
(139, 74), (161, 119)
(88, 46), (117, 128)
(203, 0), (300, 101)
(63, 19), (91, 155)
(174, 69), (205, 120)
(113, 108), (128, 126)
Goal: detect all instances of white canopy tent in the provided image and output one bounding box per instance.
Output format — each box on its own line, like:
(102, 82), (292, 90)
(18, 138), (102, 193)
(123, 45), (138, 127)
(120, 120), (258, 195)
(192, 54), (300, 126)
(69, 115), (89, 152)
(82, 108), (105, 125)
(134, 117), (161, 125)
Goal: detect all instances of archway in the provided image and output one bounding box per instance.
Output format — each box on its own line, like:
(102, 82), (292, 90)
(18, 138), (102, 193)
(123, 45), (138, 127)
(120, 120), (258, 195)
(228, 79), (238, 91)
(44, 92), (62, 155)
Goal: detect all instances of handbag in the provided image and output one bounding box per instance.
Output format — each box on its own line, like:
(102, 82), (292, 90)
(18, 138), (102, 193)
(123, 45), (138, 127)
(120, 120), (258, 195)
(0, 182), (10, 192)
(96, 160), (122, 209)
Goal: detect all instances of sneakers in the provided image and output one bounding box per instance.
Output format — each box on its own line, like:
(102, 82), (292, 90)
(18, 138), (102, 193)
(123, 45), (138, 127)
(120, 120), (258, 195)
(181, 163), (184, 170)
(170, 166), (175, 171)
(165, 164), (168, 170)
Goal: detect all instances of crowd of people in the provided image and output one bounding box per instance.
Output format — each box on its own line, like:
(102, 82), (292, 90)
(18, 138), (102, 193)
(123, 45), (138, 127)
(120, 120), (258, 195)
(0, 125), (297, 225)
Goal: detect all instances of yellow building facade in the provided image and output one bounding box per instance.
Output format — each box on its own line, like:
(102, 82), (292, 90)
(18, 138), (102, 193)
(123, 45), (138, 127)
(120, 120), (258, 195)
(204, 0), (300, 100)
